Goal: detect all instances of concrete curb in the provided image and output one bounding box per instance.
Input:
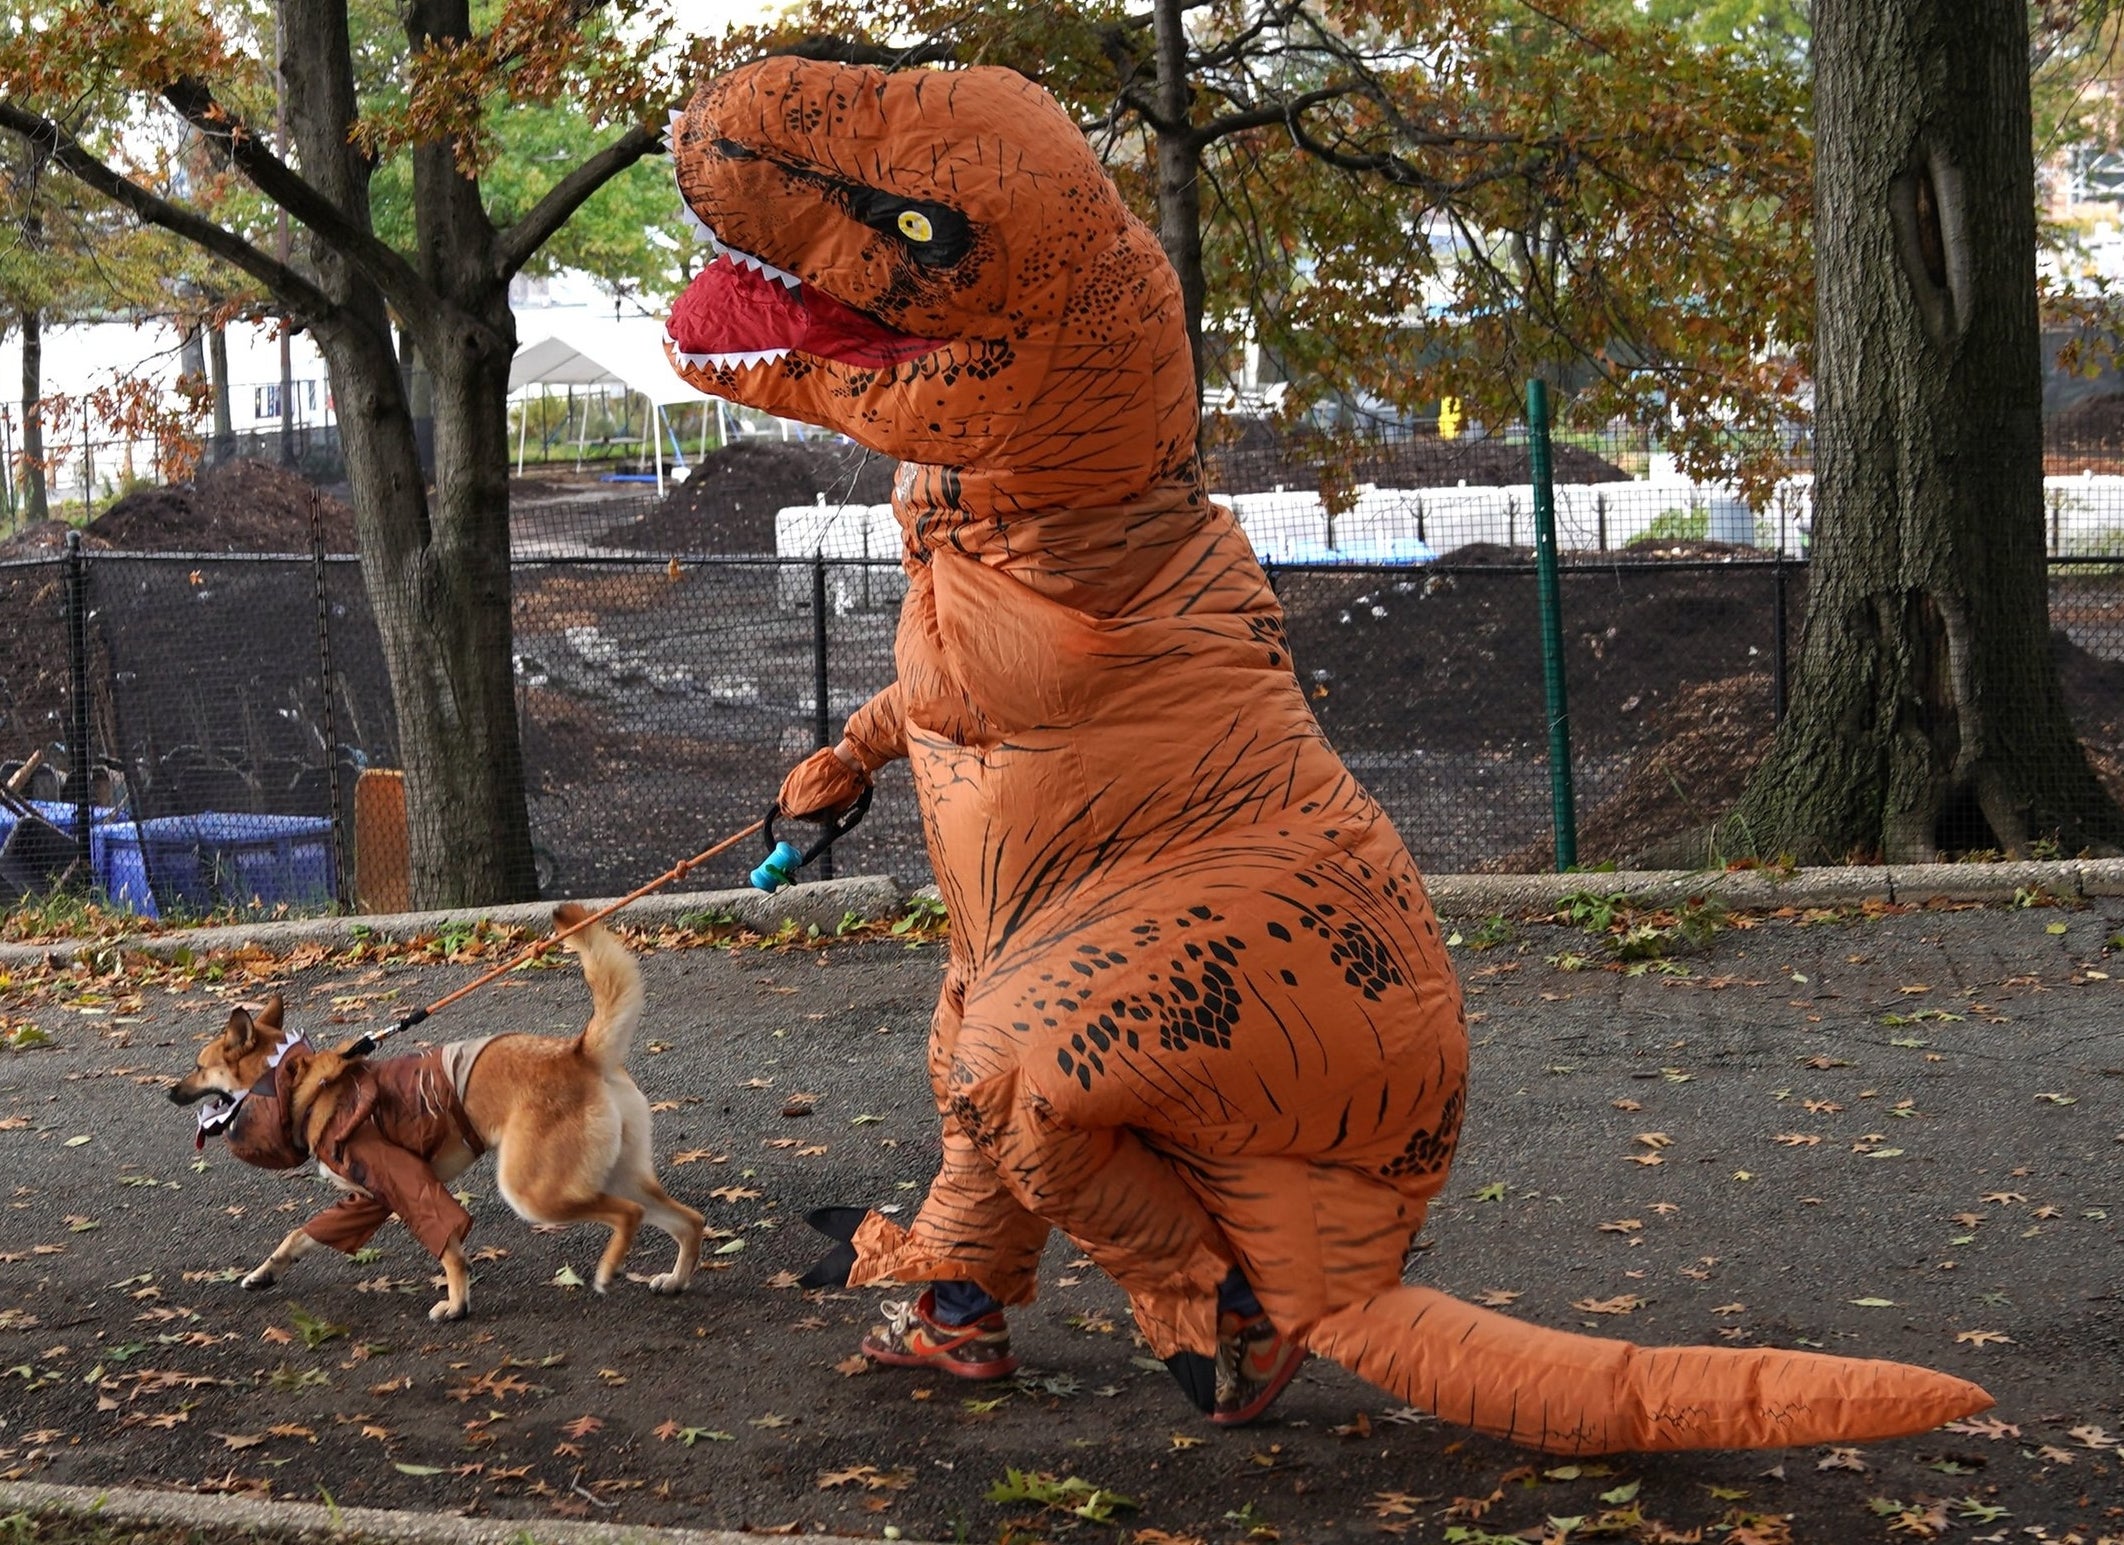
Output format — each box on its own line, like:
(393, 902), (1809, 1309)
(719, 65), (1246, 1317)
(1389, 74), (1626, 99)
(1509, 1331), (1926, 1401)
(6, 858), (2124, 966)
(0, 875), (906, 968)
(1424, 856), (2124, 917)
(0, 1478), (896, 1545)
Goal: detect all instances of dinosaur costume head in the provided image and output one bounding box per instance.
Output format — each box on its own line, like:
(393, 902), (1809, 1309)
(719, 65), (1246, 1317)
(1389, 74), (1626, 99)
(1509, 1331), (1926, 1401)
(666, 59), (1196, 504)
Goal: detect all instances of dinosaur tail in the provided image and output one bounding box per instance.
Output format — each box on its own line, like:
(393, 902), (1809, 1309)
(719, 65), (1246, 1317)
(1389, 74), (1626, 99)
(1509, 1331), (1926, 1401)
(1307, 1285), (1991, 1454)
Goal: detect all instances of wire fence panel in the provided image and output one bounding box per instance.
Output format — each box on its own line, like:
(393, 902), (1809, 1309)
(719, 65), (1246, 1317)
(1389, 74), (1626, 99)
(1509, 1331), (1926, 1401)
(7, 422), (2124, 918)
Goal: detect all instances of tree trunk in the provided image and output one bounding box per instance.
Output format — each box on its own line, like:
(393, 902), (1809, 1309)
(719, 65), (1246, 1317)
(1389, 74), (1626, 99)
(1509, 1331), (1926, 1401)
(1721, 0), (2124, 862)
(322, 316), (535, 907)
(207, 324), (234, 464)
(19, 306), (44, 523)
(1150, 0), (1207, 392)
(276, 0), (536, 908)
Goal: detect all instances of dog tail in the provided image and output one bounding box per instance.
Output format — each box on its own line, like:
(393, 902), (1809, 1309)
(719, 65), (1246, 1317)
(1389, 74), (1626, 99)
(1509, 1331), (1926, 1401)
(553, 903), (643, 1075)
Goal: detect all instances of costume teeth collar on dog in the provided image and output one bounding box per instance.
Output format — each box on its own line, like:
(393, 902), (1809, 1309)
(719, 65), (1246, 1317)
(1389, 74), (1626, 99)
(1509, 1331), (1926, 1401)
(194, 1032), (306, 1149)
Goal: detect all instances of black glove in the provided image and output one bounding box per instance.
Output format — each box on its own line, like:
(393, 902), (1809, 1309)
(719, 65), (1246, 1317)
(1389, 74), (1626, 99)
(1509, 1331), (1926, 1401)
(798, 1205), (872, 1290)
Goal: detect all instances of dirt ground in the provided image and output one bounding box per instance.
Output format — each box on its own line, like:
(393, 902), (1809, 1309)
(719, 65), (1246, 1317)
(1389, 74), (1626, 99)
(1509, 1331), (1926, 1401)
(1272, 551), (2124, 868)
(1, 901), (2120, 1544)
(0, 463), (357, 559)
(594, 442), (899, 556)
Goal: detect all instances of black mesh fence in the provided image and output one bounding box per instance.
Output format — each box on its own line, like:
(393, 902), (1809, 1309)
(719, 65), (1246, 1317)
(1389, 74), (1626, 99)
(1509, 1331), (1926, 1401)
(5, 420), (2124, 919)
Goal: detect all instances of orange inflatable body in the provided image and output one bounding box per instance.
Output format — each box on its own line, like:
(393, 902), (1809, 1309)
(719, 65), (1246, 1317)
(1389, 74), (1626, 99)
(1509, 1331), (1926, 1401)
(665, 58), (1989, 1452)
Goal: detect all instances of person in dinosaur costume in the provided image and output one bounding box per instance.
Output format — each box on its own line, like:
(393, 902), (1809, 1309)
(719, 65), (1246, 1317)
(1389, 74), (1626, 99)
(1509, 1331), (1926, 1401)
(662, 56), (1991, 1447)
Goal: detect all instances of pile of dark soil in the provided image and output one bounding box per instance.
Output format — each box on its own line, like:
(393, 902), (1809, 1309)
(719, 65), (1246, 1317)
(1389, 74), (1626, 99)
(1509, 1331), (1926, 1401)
(596, 440), (896, 555)
(2049, 390), (2124, 446)
(1205, 419), (1633, 492)
(1280, 547), (2124, 864)
(1490, 674), (1777, 871)
(1281, 548), (1802, 761)
(89, 459), (356, 554)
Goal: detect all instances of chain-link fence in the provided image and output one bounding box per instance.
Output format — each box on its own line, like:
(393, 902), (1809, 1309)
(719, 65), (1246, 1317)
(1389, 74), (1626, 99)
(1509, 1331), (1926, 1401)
(6, 421), (2124, 919)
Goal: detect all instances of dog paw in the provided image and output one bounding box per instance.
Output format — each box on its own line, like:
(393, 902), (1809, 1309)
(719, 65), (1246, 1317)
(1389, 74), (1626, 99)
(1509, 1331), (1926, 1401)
(241, 1268), (278, 1291)
(428, 1299), (468, 1322)
(649, 1271), (691, 1295)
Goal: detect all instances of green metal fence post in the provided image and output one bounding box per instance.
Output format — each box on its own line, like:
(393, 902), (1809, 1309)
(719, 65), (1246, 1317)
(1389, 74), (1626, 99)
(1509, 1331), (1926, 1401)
(1526, 380), (1578, 871)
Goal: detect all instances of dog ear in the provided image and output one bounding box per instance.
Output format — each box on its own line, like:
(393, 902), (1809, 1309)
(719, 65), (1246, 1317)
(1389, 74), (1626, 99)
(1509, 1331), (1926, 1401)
(257, 995), (285, 1031)
(226, 1007), (257, 1051)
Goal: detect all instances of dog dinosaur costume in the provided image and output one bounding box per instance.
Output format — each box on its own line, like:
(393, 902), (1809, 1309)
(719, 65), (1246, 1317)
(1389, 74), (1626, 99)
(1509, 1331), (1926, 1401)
(663, 57), (1989, 1451)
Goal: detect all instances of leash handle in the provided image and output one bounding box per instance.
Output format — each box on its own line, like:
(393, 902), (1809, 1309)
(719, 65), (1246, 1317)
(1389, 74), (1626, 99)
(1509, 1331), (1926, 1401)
(754, 785), (872, 891)
(337, 818), (765, 1059)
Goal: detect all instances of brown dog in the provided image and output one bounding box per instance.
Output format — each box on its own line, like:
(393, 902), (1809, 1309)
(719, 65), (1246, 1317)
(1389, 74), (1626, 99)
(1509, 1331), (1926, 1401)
(169, 904), (704, 1321)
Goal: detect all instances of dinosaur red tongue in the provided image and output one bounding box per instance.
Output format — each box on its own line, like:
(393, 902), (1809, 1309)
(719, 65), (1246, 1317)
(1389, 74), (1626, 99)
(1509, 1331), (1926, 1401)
(667, 256), (942, 368)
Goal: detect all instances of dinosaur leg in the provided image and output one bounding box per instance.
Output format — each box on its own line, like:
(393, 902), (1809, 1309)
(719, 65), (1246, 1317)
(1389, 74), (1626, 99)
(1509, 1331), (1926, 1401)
(850, 1108), (1053, 1304)
(1309, 1286), (1992, 1454)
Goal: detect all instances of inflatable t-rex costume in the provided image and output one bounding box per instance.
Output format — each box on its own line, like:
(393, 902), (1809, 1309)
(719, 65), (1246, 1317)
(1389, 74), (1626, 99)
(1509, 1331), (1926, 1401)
(664, 57), (1989, 1452)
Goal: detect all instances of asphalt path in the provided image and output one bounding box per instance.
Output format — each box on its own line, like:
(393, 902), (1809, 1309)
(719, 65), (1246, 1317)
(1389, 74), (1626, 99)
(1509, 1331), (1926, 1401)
(2, 899), (2121, 1543)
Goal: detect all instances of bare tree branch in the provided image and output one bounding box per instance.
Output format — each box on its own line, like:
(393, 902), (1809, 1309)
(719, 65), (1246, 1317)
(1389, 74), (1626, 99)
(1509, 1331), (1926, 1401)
(494, 120), (663, 279)
(160, 76), (435, 316)
(0, 97), (341, 324)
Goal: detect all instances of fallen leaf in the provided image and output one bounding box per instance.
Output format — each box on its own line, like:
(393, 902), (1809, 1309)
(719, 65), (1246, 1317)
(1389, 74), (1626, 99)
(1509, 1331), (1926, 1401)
(558, 1414), (603, 1440)
(215, 1433), (266, 1450)
(1572, 1294), (1646, 1315)
(1817, 1447), (1867, 1472)
(1598, 1219), (1644, 1234)
(833, 1354), (871, 1377)
(1472, 1289), (1521, 1307)
(1941, 1416), (2018, 1439)
(1953, 1330), (2013, 1347)
(1848, 1297), (1896, 1308)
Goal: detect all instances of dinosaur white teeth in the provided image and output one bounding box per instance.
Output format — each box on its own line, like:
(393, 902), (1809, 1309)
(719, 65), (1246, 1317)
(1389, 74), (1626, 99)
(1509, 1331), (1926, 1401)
(698, 349), (789, 370)
(716, 242), (802, 290)
(678, 202), (714, 239)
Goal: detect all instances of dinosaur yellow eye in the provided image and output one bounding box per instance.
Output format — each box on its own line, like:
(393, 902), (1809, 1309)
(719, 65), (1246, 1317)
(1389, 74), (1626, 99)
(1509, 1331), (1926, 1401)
(896, 210), (934, 243)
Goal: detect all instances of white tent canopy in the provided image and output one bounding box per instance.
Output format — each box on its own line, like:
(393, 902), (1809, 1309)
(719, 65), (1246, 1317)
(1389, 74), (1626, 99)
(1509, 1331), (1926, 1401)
(508, 315), (718, 493)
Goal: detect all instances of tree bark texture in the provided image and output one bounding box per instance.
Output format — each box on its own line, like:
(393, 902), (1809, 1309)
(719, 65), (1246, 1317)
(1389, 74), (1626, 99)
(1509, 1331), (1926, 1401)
(207, 324), (234, 463)
(274, 0), (535, 906)
(1725, 0), (2124, 861)
(1151, 0), (1207, 392)
(19, 305), (44, 522)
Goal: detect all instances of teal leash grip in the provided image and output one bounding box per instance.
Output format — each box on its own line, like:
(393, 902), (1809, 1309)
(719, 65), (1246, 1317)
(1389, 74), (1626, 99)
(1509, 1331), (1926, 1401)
(752, 784), (873, 892)
(750, 839), (803, 892)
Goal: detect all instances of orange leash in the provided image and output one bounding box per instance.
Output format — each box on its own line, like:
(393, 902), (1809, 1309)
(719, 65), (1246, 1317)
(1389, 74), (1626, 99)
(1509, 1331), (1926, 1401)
(340, 819), (764, 1057)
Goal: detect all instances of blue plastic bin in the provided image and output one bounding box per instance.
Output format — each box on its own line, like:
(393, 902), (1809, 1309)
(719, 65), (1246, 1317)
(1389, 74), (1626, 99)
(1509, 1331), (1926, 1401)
(96, 813), (337, 918)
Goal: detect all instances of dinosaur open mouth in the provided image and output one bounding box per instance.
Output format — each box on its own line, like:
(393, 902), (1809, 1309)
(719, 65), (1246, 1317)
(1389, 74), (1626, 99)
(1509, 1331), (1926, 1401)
(666, 226), (945, 371)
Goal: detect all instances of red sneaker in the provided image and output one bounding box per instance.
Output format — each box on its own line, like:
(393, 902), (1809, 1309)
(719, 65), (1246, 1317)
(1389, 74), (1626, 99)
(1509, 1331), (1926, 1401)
(861, 1288), (1020, 1380)
(1211, 1308), (1305, 1425)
